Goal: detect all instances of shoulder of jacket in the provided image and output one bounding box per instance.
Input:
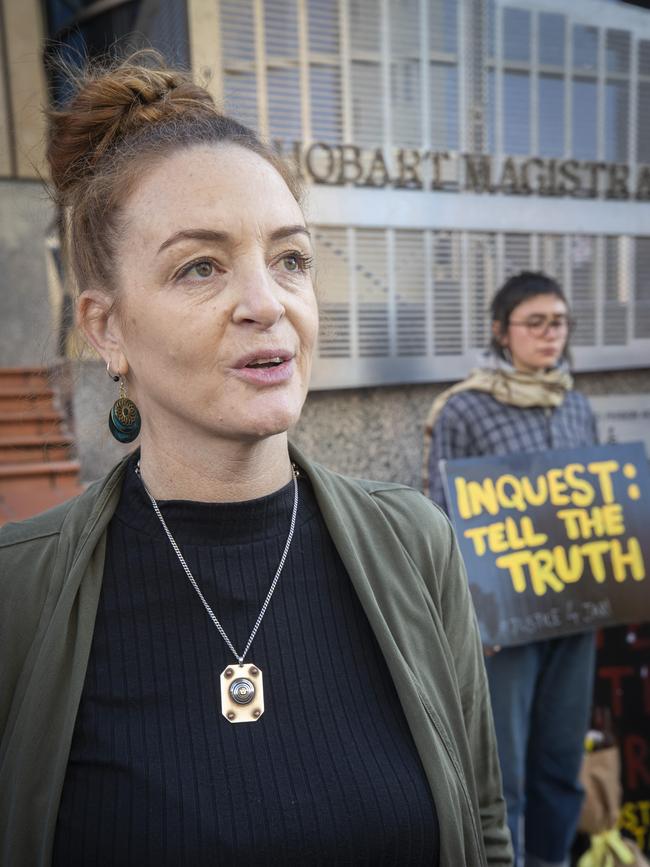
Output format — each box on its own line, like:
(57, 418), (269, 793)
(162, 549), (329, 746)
(306, 460), (414, 498)
(0, 497), (78, 548)
(566, 389), (593, 409)
(365, 479), (447, 517)
(367, 483), (453, 545)
(438, 389), (491, 418)
(313, 465), (453, 545)
(0, 470), (116, 550)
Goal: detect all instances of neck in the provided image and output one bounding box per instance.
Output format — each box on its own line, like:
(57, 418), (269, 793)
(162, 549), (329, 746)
(136, 429), (293, 502)
(501, 355), (544, 375)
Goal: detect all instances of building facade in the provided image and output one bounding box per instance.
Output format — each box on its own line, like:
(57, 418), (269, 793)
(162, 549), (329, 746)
(191, 0), (650, 389)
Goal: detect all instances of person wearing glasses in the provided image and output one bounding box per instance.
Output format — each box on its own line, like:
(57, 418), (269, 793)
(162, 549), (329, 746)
(424, 271), (598, 867)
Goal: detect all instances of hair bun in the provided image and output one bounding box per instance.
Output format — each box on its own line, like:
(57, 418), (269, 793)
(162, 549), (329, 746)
(47, 53), (215, 197)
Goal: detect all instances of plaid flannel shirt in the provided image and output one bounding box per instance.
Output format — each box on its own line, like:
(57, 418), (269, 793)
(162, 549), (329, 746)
(427, 388), (598, 510)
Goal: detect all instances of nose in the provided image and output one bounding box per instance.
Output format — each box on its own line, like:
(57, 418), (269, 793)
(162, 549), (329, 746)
(231, 262), (285, 329)
(541, 323), (563, 339)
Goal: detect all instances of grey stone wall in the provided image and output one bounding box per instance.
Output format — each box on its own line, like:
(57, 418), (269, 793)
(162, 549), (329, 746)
(72, 358), (650, 486)
(0, 180), (57, 367)
(292, 369), (650, 489)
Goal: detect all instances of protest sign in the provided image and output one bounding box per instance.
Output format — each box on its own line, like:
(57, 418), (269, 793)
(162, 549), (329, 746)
(441, 443), (650, 647)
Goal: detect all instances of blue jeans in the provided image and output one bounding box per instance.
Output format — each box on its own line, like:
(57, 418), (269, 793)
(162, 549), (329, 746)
(485, 632), (596, 866)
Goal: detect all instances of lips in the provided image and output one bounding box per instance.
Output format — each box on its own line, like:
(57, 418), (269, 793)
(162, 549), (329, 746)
(234, 349), (294, 369)
(231, 348), (296, 385)
(246, 356), (285, 369)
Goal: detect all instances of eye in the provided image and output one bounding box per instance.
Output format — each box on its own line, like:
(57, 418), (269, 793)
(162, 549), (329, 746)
(281, 252), (313, 273)
(193, 261), (214, 278)
(177, 258), (219, 281)
(189, 260), (214, 278)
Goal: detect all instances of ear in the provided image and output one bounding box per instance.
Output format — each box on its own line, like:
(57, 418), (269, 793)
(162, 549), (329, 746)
(492, 319), (509, 348)
(76, 290), (129, 376)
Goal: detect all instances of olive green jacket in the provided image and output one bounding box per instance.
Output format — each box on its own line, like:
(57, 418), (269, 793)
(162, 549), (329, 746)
(0, 444), (512, 866)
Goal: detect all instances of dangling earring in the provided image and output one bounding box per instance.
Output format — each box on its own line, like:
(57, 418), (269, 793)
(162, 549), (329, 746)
(107, 362), (141, 443)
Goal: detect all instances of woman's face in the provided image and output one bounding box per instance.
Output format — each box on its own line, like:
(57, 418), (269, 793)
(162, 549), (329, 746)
(497, 293), (570, 373)
(102, 144), (318, 445)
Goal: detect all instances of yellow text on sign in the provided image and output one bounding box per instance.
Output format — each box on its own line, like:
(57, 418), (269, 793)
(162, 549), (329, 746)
(454, 460), (621, 520)
(464, 516), (548, 556)
(495, 538), (645, 596)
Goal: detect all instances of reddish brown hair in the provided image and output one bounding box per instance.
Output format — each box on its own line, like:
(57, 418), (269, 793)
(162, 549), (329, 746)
(47, 52), (302, 295)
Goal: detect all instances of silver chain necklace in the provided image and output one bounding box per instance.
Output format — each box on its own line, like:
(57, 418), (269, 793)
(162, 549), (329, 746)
(136, 462), (299, 724)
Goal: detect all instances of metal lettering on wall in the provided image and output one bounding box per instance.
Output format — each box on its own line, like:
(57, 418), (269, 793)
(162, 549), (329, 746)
(275, 141), (650, 201)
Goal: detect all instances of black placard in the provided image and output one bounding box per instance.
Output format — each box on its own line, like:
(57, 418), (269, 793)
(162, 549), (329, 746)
(441, 443), (650, 647)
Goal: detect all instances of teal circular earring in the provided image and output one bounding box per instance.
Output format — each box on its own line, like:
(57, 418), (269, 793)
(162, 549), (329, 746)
(107, 362), (141, 443)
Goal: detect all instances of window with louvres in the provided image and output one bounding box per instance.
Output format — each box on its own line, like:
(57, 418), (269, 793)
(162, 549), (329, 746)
(390, 0), (422, 149)
(504, 234), (532, 282)
(571, 236), (598, 347)
(432, 232), (463, 357)
(468, 234), (498, 350)
(265, 0), (302, 145)
(539, 236), (565, 287)
(538, 75), (564, 158)
(605, 29), (631, 163)
(429, 0), (460, 152)
(538, 13), (565, 158)
(604, 237), (630, 346)
(311, 227), (640, 375)
(572, 25), (599, 161)
(308, 0), (343, 144)
(313, 228), (352, 359)
(635, 238), (650, 341)
(355, 230), (390, 358)
(503, 9), (531, 156)
(396, 231), (428, 357)
(349, 0), (383, 147)
(220, 0), (258, 131)
(638, 41), (650, 164)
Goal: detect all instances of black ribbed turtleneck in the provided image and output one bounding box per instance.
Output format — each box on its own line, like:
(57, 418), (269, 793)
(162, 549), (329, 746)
(52, 454), (439, 866)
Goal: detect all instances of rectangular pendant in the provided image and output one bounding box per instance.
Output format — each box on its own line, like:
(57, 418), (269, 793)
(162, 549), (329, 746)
(220, 663), (264, 723)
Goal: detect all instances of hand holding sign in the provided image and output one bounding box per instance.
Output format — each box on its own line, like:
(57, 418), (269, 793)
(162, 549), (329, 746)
(441, 444), (650, 647)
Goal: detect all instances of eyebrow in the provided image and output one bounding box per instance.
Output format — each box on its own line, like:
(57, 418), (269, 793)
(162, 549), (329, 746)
(157, 225), (311, 254)
(269, 225), (311, 242)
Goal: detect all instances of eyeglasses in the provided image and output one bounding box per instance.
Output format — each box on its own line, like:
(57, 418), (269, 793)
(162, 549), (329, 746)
(508, 314), (574, 337)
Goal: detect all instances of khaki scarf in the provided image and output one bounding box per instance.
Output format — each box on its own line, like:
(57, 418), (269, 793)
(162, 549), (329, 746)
(422, 362), (573, 496)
